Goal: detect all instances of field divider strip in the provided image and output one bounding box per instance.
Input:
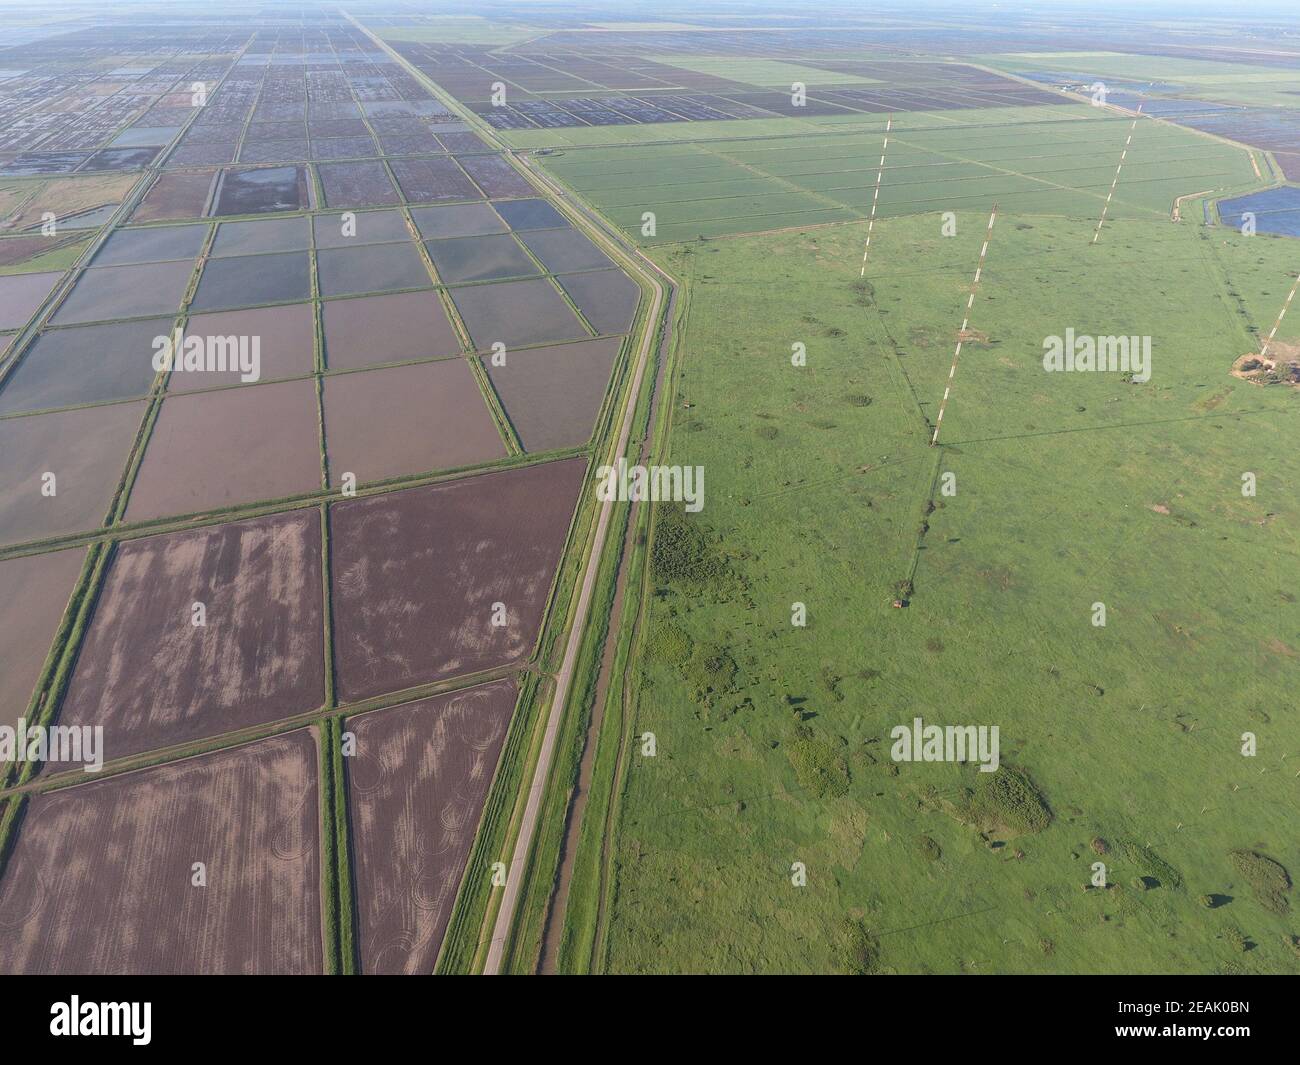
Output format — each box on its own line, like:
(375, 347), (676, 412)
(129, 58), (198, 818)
(931, 204), (997, 447)
(860, 115), (892, 277)
(1092, 104), (1144, 244)
(0, 666), (527, 803)
(1258, 269), (1300, 359)
(691, 140), (868, 217)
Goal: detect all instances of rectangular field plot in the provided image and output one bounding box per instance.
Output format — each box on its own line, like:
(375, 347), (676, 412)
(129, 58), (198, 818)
(1218, 186), (1300, 237)
(317, 161), (400, 208)
(167, 142), (237, 167)
(492, 198), (568, 231)
(313, 209), (411, 248)
(450, 277), (589, 350)
(92, 224), (209, 266)
(0, 317), (169, 414)
(411, 202), (507, 239)
(0, 546), (85, 735)
(518, 228), (611, 272)
(210, 217), (310, 257)
(213, 166), (313, 216)
(310, 136), (378, 161)
(238, 140), (310, 166)
(454, 154), (534, 197)
(322, 291), (460, 369)
(55, 509), (324, 761)
(378, 132), (444, 156)
(0, 236), (85, 273)
(556, 269), (641, 335)
(172, 303), (317, 391)
(425, 233), (540, 283)
(0, 401), (145, 546)
(323, 359), (506, 486)
(390, 156), (481, 203)
(52, 261), (193, 326)
(132, 170), (216, 223)
(0, 730), (322, 973)
(347, 679), (517, 973)
(124, 379), (321, 522)
(330, 456), (586, 701)
(316, 242), (431, 297)
(0, 271), (64, 330)
(488, 337), (621, 452)
(192, 251), (311, 312)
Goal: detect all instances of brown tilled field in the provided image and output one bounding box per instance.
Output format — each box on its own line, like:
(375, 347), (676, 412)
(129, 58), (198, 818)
(56, 509), (325, 762)
(347, 678), (517, 973)
(330, 456), (586, 701)
(0, 730), (322, 974)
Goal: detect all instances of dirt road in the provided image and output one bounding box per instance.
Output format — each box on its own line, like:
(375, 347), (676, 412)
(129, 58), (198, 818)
(483, 158), (670, 974)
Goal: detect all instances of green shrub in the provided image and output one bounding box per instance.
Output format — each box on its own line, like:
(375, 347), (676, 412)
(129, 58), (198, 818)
(646, 618), (693, 664)
(965, 765), (1052, 835)
(1119, 841), (1183, 890)
(651, 503), (727, 588)
(838, 918), (880, 974)
(820, 665), (843, 702)
(1229, 850), (1292, 916)
(682, 643), (737, 704)
(788, 732), (851, 799)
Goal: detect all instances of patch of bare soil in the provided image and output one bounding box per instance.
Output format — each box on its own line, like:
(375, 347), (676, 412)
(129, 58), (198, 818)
(1232, 341), (1300, 387)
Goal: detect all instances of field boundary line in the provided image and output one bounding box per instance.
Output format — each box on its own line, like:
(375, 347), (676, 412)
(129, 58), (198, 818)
(584, 254), (688, 971)
(483, 268), (664, 974)
(691, 140), (867, 216)
(479, 168), (669, 971)
(887, 130), (1135, 214)
(931, 205), (997, 446)
(860, 116), (892, 276)
(1258, 270), (1300, 359)
(1092, 104), (1144, 244)
(349, 17), (678, 974)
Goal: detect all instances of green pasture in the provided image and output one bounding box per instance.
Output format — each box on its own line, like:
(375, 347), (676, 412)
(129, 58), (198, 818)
(600, 211), (1300, 974)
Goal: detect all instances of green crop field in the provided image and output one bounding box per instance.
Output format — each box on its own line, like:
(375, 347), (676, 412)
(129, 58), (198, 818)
(540, 109), (1257, 244)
